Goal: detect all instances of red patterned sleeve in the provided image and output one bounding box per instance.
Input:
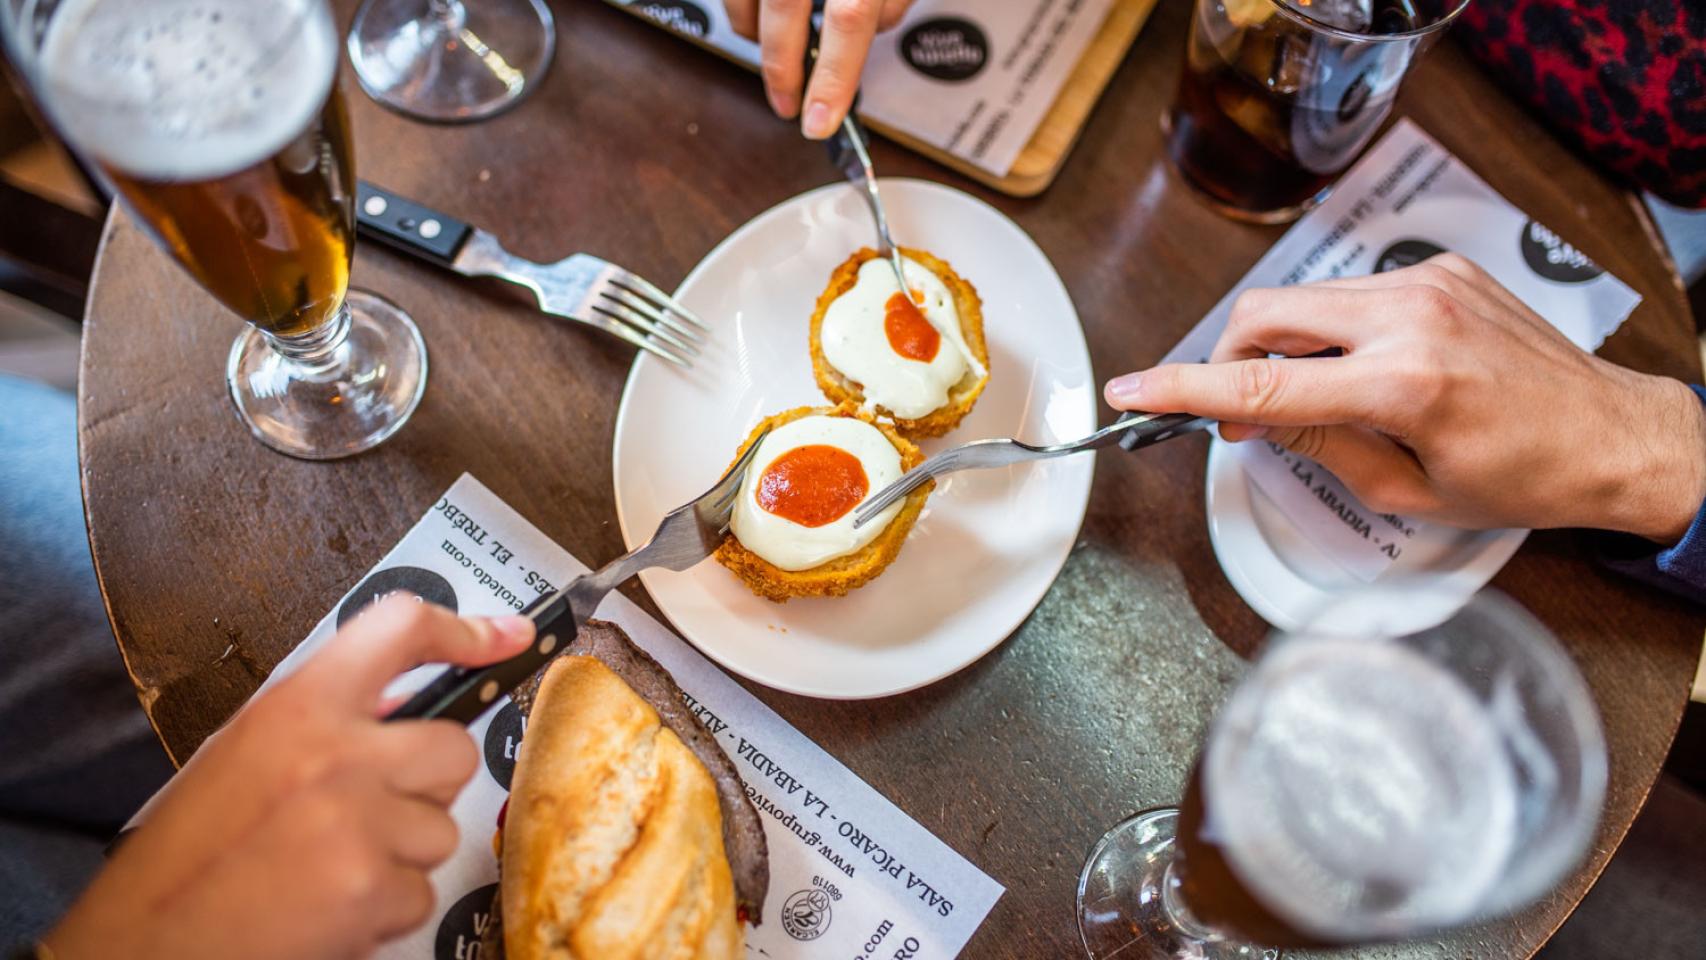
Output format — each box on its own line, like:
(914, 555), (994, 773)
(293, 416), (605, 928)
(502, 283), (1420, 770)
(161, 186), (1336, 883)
(1454, 0), (1706, 208)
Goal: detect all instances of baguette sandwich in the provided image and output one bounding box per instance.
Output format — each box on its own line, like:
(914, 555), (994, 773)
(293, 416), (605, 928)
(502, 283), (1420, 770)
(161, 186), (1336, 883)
(480, 620), (768, 959)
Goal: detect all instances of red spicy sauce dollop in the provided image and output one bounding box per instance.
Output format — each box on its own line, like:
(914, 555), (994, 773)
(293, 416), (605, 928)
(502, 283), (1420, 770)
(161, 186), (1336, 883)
(756, 445), (869, 527)
(883, 292), (940, 362)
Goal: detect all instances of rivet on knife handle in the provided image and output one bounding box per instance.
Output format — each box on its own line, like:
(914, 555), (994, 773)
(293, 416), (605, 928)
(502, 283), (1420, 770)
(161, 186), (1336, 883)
(355, 180), (474, 267)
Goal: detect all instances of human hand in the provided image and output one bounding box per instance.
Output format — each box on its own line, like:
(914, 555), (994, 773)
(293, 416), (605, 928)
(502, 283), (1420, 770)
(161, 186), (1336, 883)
(44, 597), (535, 960)
(1104, 254), (1706, 542)
(725, 0), (915, 138)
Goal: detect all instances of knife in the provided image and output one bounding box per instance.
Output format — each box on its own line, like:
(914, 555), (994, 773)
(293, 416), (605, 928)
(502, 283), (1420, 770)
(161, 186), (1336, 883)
(799, 10), (988, 380)
(384, 428), (769, 724)
(351, 180), (705, 366)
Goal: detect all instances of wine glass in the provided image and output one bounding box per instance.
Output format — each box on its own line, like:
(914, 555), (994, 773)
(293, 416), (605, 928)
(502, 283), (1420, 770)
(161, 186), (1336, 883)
(1077, 585), (1608, 958)
(347, 0), (556, 123)
(3, 0), (428, 460)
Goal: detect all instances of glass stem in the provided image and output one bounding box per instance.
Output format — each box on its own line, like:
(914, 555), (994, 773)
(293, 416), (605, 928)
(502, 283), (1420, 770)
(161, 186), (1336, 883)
(265, 302), (353, 375)
(1159, 859), (1225, 943)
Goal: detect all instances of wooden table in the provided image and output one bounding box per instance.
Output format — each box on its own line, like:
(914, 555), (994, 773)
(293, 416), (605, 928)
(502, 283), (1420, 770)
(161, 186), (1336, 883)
(79, 2), (1705, 957)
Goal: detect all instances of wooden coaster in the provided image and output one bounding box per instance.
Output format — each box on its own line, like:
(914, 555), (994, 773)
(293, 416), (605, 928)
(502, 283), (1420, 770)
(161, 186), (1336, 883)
(606, 0), (1162, 197)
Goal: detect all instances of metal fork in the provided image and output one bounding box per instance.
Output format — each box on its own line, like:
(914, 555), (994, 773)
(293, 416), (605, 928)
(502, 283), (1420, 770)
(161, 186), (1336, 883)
(384, 428), (770, 724)
(801, 3), (908, 305)
(819, 89), (909, 306)
(454, 234), (707, 367)
(802, 13), (987, 379)
(354, 181), (708, 367)
(852, 412), (1212, 528)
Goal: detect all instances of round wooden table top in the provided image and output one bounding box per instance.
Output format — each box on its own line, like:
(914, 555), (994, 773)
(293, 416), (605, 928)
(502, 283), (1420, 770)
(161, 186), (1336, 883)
(79, 2), (1705, 957)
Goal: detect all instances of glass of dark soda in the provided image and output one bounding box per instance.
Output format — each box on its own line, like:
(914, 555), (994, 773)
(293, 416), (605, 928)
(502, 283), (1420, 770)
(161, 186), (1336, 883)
(1164, 0), (1471, 223)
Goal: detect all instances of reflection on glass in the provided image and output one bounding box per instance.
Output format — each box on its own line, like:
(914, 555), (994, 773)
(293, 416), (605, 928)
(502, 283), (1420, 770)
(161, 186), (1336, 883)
(1077, 586), (1607, 959)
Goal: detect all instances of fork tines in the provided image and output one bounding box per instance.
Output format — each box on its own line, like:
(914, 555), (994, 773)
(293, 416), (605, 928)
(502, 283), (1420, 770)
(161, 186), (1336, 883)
(588, 266), (709, 368)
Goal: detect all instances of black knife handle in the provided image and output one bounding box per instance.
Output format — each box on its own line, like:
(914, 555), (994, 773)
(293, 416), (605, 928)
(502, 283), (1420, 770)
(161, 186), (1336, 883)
(1117, 412), (1212, 452)
(383, 590), (578, 725)
(801, 1), (862, 117)
(355, 181), (474, 268)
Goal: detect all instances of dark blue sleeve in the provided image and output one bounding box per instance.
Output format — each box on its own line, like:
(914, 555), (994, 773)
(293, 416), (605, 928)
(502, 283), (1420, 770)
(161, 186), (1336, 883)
(1594, 384), (1706, 604)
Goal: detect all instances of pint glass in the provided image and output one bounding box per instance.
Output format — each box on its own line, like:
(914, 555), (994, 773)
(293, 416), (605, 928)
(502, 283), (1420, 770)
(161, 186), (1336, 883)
(4, 0), (427, 459)
(1165, 0), (1471, 223)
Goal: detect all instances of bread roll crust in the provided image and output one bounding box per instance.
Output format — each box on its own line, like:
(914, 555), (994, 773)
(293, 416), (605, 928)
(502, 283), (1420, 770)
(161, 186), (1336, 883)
(503, 656), (740, 960)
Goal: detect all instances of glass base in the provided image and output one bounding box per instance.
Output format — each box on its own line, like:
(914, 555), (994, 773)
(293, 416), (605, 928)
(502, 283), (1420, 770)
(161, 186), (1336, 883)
(1158, 109), (1328, 225)
(226, 289), (428, 460)
(1077, 808), (1279, 960)
(1172, 171), (1324, 224)
(348, 0), (556, 123)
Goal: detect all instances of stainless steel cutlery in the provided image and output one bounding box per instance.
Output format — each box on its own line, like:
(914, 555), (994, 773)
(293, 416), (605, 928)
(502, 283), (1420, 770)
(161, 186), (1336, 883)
(384, 428), (770, 723)
(854, 412), (1212, 527)
(355, 181), (706, 367)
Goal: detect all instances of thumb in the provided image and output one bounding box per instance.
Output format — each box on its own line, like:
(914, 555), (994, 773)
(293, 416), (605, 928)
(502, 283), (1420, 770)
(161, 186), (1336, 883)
(1226, 422), (1436, 518)
(301, 596), (535, 710)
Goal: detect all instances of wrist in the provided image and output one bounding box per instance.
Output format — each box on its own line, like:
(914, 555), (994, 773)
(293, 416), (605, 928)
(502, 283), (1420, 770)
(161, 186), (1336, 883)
(1604, 375), (1706, 543)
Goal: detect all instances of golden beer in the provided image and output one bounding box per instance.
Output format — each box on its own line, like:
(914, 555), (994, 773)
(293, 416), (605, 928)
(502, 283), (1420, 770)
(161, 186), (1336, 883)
(104, 90), (356, 338)
(12, 0), (429, 459)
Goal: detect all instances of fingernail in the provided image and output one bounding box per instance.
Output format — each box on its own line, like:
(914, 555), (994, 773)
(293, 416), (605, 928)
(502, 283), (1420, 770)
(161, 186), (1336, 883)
(1220, 423), (1268, 443)
(802, 101), (834, 139)
(768, 87), (799, 119)
(1104, 373), (1143, 405)
(490, 616), (535, 648)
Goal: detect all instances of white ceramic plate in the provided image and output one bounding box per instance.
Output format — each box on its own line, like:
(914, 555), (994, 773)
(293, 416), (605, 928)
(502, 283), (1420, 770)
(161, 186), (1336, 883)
(612, 179), (1096, 698)
(1205, 437), (1528, 634)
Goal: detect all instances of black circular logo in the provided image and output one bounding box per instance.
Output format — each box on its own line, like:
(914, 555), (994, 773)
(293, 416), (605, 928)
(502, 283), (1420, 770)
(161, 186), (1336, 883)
(636, 0), (709, 38)
(1374, 239), (1448, 274)
(1520, 219), (1603, 283)
(781, 888), (832, 941)
(336, 566), (458, 628)
(434, 882), (499, 960)
(483, 700), (526, 790)
(900, 17), (988, 82)
(1336, 71), (1373, 123)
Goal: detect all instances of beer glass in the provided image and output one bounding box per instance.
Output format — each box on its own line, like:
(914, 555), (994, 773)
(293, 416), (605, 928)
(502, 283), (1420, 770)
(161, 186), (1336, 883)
(1076, 587), (1607, 959)
(348, 0), (556, 122)
(3, 0), (427, 460)
(1165, 0), (1470, 223)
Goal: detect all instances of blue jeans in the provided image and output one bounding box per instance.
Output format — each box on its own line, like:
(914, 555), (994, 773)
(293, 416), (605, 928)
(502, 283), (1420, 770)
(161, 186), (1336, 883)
(0, 374), (172, 945)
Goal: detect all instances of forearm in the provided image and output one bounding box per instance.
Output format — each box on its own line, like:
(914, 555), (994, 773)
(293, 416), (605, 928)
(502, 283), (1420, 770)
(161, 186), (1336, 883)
(1595, 375), (1706, 544)
(1591, 382), (1706, 605)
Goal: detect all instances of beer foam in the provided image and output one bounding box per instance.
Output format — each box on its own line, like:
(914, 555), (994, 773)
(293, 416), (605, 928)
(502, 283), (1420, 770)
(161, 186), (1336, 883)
(1202, 638), (1518, 941)
(35, 0), (338, 181)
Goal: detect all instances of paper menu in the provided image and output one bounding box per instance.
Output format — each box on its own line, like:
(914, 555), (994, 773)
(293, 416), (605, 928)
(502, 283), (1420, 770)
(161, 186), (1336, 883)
(1163, 119), (1642, 582)
(604, 0), (1116, 178)
(161, 474), (1002, 959)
